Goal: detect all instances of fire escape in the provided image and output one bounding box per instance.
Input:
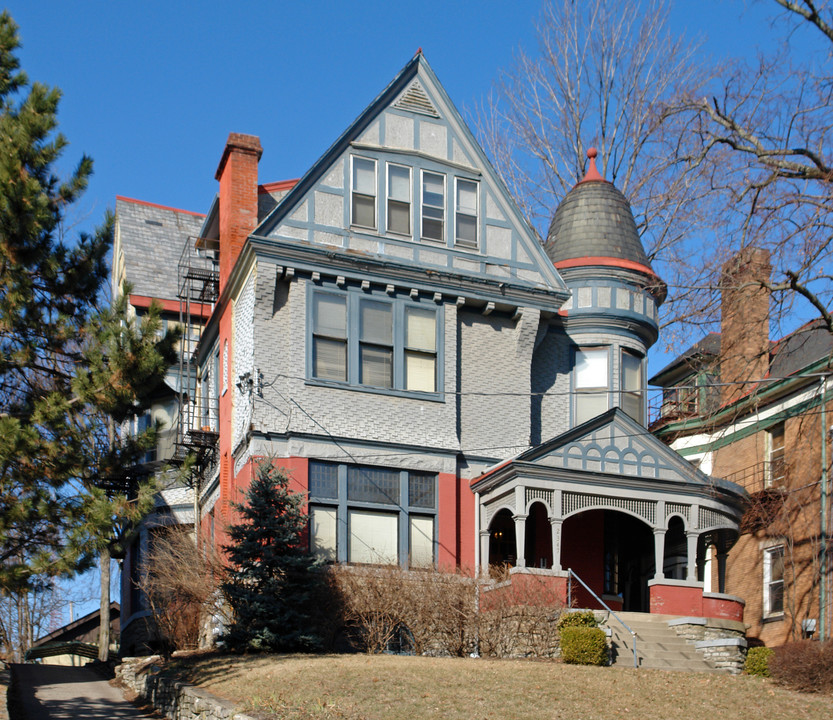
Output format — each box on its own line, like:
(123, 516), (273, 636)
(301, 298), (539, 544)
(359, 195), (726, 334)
(172, 234), (220, 489)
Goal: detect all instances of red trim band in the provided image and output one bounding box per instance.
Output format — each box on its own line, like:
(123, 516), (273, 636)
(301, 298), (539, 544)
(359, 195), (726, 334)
(116, 195), (205, 218)
(129, 294), (213, 319)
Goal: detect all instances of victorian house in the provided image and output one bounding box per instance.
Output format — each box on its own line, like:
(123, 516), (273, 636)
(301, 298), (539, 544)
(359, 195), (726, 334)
(116, 53), (747, 654)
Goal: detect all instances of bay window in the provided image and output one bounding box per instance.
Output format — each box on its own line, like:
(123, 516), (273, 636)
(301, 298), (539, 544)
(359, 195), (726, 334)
(574, 347), (609, 425)
(309, 287), (440, 394)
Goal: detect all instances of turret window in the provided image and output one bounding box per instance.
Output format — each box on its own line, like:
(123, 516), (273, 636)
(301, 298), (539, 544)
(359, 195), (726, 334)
(574, 347), (609, 425)
(620, 349), (645, 424)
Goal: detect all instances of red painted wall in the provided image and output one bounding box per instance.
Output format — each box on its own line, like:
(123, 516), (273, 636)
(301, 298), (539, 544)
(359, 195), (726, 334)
(703, 595), (745, 623)
(561, 510), (605, 608)
(649, 583), (703, 616)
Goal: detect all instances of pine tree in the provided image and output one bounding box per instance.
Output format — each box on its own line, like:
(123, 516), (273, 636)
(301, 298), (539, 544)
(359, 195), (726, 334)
(0, 6), (174, 630)
(222, 461), (322, 652)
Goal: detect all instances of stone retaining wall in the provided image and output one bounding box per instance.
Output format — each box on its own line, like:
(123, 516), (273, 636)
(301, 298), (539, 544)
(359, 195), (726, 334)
(667, 617), (748, 674)
(116, 656), (254, 720)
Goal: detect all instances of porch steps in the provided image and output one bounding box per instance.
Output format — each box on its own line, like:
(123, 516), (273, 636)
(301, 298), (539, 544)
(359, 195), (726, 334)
(599, 612), (719, 673)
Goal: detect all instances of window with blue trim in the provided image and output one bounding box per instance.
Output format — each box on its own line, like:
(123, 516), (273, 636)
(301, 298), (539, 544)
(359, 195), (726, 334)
(310, 287), (439, 393)
(574, 346), (609, 425)
(308, 461), (437, 568)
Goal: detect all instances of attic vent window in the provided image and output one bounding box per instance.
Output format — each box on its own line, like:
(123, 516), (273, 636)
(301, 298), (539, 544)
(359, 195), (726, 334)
(144, 220), (163, 227)
(395, 81), (439, 118)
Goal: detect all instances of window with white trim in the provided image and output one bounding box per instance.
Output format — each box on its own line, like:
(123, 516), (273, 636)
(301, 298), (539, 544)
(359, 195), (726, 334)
(574, 347), (609, 425)
(455, 178), (478, 248)
(387, 163), (411, 235)
(308, 461), (437, 568)
(620, 349), (644, 424)
(421, 171), (445, 242)
(767, 422), (786, 487)
(310, 288), (439, 394)
(351, 156), (377, 229)
(763, 545), (785, 617)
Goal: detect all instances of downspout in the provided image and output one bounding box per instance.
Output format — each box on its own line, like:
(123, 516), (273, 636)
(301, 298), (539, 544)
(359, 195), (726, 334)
(821, 376), (829, 641)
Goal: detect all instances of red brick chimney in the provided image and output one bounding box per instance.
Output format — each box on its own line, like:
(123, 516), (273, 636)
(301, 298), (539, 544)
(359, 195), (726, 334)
(215, 132), (262, 295)
(720, 247), (771, 405)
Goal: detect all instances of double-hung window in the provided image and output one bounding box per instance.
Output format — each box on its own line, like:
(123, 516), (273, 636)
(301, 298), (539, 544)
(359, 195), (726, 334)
(767, 422), (786, 487)
(352, 156), (377, 229)
(763, 545), (785, 617)
(312, 293), (348, 382)
(421, 171), (445, 242)
(574, 347), (609, 425)
(309, 461), (437, 568)
(455, 178), (478, 248)
(387, 164), (411, 235)
(310, 288), (439, 394)
(620, 349), (645, 424)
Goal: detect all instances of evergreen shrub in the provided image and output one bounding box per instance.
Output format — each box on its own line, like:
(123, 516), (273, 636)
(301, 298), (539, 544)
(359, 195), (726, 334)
(744, 646), (773, 677)
(559, 626), (608, 665)
(556, 610), (598, 630)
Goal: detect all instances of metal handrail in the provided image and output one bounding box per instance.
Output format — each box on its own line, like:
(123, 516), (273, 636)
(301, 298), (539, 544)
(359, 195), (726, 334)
(567, 568), (639, 669)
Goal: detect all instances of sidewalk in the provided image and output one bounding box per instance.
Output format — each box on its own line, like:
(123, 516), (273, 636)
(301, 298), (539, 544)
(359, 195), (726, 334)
(10, 663), (158, 719)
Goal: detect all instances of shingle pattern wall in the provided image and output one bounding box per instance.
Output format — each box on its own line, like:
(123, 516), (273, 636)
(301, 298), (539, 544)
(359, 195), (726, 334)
(233, 271), (256, 450)
(116, 199), (204, 301)
(252, 275), (459, 453)
(544, 181), (650, 267)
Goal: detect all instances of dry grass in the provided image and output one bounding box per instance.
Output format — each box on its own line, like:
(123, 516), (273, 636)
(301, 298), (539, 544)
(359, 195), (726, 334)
(169, 653), (833, 720)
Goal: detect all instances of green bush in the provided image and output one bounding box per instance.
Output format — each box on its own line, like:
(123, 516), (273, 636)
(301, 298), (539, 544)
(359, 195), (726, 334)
(769, 641), (833, 693)
(744, 646), (774, 677)
(560, 627), (608, 666)
(557, 610), (598, 630)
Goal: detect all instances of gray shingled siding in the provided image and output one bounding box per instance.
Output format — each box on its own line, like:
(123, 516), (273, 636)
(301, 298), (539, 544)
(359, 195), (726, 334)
(458, 310), (538, 459)
(115, 199), (204, 301)
(530, 328), (571, 445)
(544, 181), (650, 267)
(250, 274), (459, 454)
(233, 270), (256, 451)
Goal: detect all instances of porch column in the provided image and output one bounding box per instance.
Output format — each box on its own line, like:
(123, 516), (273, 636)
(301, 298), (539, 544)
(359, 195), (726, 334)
(549, 518), (563, 572)
(479, 530), (490, 576)
(716, 550), (728, 593)
(686, 531), (699, 581)
(513, 514), (528, 567)
(653, 528), (666, 580)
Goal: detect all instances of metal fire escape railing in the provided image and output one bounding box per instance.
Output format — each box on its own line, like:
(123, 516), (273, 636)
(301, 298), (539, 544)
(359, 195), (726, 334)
(171, 236), (220, 489)
(567, 568), (639, 669)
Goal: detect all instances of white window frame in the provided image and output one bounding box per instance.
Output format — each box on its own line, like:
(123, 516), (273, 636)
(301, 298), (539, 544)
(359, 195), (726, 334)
(454, 177), (479, 248)
(351, 156), (377, 230)
(763, 545), (785, 618)
(420, 170), (445, 242)
(620, 349), (645, 424)
(766, 422), (786, 488)
(386, 162), (412, 236)
(574, 346), (610, 425)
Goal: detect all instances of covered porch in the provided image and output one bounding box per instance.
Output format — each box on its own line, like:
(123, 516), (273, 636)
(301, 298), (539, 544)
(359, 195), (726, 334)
(471, 409), (746, 620)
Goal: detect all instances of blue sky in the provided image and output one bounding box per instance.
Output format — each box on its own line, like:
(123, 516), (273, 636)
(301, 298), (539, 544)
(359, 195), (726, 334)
(4, 0), (804, 625)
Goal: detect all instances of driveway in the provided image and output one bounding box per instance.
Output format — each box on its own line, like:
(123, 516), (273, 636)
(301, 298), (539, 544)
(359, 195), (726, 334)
(10, 664), (158, 719)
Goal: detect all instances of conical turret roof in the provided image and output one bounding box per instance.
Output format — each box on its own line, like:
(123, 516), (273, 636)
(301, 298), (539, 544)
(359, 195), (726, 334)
(544, 149), (652, 270)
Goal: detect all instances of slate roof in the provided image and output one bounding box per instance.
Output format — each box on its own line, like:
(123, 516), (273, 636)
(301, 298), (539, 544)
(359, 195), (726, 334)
(116, 197), (205, 302)
(544, 179), (652, 268)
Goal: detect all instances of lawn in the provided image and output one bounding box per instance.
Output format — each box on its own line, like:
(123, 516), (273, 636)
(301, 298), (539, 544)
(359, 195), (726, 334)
(170, 653), (833, 720)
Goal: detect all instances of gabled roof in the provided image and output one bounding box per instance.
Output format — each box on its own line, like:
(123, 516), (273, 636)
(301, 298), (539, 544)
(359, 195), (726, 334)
(472, 408), (745, 503)
(115, 197), (204, 303)
(252, 52), (568, 301)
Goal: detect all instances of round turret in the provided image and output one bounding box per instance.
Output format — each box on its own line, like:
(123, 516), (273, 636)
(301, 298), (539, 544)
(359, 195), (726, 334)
(544, 148), (652, 270)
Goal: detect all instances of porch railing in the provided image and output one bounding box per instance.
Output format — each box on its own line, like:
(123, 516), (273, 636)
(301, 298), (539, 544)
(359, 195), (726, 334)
(567, 568), (639, 669)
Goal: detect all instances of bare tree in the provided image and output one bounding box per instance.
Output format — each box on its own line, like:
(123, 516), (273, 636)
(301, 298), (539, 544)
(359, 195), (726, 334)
(477, 0), (711, 267)
(673, 0), (833, 339)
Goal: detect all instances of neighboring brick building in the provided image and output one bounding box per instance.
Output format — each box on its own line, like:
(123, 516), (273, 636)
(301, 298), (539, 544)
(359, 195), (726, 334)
(651, 248), (833, 645)
(118, 53), (747, 652)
